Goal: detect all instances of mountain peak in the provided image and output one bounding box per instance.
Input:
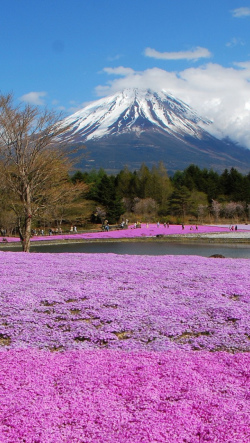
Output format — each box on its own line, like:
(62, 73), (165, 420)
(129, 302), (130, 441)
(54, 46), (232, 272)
(62, 88), (210, 142)
(61, 88), (250, 174)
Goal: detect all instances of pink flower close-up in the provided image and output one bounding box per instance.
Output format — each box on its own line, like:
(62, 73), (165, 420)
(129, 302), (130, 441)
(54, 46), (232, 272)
(0, 250), (249, 442)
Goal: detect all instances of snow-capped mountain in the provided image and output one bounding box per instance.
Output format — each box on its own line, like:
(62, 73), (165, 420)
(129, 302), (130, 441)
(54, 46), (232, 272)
(62, 88), (210, 142)
(62, 89), (250, 173)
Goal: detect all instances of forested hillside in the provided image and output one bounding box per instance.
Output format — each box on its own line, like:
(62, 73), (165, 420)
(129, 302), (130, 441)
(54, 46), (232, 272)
(1, 162), (249, 235)
(71, 163), (250, 226)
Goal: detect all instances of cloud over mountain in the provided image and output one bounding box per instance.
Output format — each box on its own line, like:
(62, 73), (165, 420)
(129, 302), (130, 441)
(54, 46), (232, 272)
(61, 88), (250, 174)
(96, 62), (250, 150)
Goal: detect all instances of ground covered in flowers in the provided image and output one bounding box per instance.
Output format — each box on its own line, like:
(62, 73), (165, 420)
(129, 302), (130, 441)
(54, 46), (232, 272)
(0, 223), (243, 244)
(0, 252), (249, 442)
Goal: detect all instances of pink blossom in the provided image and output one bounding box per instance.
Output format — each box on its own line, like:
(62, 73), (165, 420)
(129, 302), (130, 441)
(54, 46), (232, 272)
(0, 349), (249, 442)
(0, 224), (241, 244)
(0, 251), (249, 441)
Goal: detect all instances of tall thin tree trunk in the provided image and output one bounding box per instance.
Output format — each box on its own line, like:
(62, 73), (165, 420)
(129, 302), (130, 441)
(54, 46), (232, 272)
(22, 215), (32, 252)
(21, 186), (32, 252)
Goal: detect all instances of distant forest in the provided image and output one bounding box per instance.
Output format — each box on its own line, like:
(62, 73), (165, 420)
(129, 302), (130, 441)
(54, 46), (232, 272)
(70, 162), (250, 225)
(1, 162), (249, 235)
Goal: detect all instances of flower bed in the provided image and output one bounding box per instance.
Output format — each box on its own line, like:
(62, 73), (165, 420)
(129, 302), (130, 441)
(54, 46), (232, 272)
(0, 252), (249, 352)
(0, 223), (239, 244)
(0, 349), (249, 442)
(0, 252), (249, 442)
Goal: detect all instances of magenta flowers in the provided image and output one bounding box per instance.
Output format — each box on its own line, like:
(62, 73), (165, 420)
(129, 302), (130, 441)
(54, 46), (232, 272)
(0, 223), (242, 244)
(0, 251), (249, 442)
(0, 349), (249, 442)
(0, 252), (249, 352)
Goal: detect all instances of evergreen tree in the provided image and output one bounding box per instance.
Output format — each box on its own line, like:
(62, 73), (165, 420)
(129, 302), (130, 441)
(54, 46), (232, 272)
(95, 174), (124, 224)
(116, 167), (136, 198)
(86, 168), (107, 201)
(137, 163), (151, 198)
(71, 170), (87, 183)
(168, 186), (191, 221)
(147, 162), (173, 211)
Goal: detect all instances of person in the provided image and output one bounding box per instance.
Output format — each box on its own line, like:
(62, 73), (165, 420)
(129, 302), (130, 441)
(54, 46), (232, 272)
(73, 226), (77, 233)
(157, 221), (160, 227)
(182, 224), (185, 230)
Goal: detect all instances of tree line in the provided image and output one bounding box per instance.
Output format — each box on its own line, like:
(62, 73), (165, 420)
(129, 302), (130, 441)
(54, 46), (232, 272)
(71, 163), (250, 225)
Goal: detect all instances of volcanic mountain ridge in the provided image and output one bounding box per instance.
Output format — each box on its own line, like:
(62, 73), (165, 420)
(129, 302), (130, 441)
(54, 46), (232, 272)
(61, 88), (250, 174)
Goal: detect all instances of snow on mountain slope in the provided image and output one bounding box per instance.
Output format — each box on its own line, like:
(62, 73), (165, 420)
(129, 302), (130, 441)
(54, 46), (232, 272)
(62, 89), (211, 142)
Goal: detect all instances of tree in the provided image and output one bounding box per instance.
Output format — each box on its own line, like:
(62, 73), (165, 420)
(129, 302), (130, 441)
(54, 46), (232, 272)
(189, 190), (208, 219)
(94, 174), (124, 224)
(0, 190), (17, 235)
(149, 162), (173, 209)
(116, 168), (140, 212)
(137, 163), (151, 199)
(211, 199), (221, 222)
(43, 181), (88, 228)
(222, 201), (245, 222)
(0, 93), (80, 251)
(168, 186), (191, 222)
(85, 168), (107, 201)
(133, 197), (158, 216)
(116, 166), (133, 197)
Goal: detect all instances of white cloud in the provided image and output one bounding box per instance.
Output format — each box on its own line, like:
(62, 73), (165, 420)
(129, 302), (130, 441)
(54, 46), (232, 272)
(234, 61), (250, 69)
(96, 62), (250, 149)
(107, 54), (123, 61)
(231, 7), (250, 17)
(226, 37), (245, 47)
(144, 46), (212, 61)
(67, 99), (95, 114)
(20, 91), (47, 105)
(103, 67), (135, 76)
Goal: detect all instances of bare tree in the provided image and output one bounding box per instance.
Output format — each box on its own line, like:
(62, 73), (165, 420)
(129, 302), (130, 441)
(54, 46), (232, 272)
(211, 199), (221, 222)
(223, 201), (245, 222)
(44, 181), (88, 227)
(133, 197), (159, 216)
(0, 93), (81, 251)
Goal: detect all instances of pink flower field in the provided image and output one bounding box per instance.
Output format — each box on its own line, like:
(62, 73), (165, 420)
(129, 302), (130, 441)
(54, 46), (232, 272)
(0, 223), (245, 244)
(0, 251), (249, 442)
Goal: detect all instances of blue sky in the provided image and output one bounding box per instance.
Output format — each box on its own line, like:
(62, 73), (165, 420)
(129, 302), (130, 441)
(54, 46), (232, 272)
(1, 0), (250, 147)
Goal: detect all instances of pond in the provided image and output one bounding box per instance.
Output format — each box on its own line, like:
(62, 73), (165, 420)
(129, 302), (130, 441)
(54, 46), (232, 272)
(26, 240), (250, 258)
